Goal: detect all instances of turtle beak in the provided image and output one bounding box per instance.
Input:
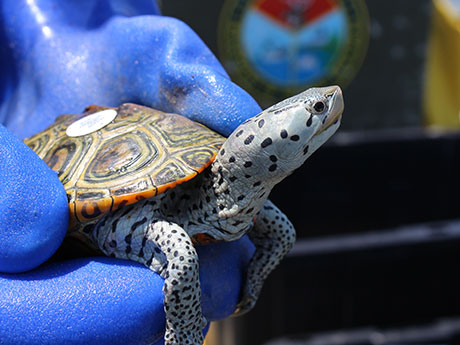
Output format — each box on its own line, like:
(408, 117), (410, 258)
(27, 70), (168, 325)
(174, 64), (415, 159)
(312, 86), (344, 137)
(323, 86), (344, 130)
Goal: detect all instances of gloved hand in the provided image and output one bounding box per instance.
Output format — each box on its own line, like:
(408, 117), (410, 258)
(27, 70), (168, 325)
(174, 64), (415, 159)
(0, 1), (262, 344)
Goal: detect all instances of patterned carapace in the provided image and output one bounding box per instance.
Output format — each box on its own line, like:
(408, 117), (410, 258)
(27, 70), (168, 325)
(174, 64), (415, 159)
(25, 104), (225, 231)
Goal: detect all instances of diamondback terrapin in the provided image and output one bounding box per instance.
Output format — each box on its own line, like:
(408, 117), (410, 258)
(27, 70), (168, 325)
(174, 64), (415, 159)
(24, 85), (344, 345)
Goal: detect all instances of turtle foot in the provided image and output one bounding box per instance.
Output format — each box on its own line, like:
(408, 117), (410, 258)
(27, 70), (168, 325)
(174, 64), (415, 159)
(232, 291), (257, 317)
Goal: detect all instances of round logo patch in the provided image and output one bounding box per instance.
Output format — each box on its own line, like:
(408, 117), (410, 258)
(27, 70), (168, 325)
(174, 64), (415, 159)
(218, 0), (369, 106)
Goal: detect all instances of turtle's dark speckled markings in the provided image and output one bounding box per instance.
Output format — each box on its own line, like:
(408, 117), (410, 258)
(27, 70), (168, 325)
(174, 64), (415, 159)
(24, 86), (344, 345)
(131, 217), (148, 232)
(303, 146), (309, 155)
(261, 138), (272, 148)
(273, 105), (297, 115)
(244, 135), (254, 145)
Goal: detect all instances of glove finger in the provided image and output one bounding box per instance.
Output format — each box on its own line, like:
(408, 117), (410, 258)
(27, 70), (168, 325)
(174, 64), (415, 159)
(0, 124), (68, 272)
(0, 237), (254, 344)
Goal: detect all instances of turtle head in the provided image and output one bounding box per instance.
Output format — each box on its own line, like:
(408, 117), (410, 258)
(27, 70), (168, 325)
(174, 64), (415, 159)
(207, 86), (343, 233)
(221, 86), (343, 184)
(261, 85), (344, 172)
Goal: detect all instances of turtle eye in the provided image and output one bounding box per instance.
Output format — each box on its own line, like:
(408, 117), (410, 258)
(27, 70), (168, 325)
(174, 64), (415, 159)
(313, 101), (326, 113)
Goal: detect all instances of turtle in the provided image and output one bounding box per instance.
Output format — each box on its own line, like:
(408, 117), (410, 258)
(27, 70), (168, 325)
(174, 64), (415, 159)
(24, 85), (344, 345)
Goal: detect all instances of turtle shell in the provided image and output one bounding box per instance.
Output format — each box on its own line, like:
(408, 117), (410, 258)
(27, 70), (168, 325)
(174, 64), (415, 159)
(25, 104), (225, 232)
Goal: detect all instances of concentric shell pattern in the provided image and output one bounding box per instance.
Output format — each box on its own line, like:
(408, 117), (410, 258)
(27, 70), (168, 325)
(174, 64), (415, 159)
(24, 104), (225, 232)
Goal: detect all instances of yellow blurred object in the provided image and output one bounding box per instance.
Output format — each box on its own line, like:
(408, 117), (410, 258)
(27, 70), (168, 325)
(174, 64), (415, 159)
(424, 0), (460, 127)
(203, 322), (215, 345)
(203, 320), (237, 345)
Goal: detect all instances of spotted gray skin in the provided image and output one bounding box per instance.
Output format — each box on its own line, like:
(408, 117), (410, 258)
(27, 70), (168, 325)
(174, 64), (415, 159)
(93, 86), (344, 345)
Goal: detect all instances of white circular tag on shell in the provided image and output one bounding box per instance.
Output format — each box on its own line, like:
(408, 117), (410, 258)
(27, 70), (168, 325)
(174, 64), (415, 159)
(66, 109), (118, 137)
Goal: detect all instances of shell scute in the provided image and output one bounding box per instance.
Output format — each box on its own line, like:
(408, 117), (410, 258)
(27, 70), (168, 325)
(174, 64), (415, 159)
(43, 136), (93, 185)
(83, 131), (159, 184)
(73, 196), (113, 226)
(24, 103), (225, 231)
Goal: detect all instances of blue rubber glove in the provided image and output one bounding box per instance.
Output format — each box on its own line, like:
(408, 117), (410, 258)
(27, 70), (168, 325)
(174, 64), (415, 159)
(0, 1), (261, 343)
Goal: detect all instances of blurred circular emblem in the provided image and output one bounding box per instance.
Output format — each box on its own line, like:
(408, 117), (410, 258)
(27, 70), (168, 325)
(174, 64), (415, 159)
(218, 0), (369, 106)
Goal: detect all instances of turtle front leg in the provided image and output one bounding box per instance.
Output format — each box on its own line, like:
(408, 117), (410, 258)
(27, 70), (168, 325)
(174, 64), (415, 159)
(233, 200), (296, 316)
(148, 221), (206, 345)
(93, 216), (206, 345)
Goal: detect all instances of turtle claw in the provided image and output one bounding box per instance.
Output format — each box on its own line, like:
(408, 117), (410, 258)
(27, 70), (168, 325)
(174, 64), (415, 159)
(232, 292), (257, 317)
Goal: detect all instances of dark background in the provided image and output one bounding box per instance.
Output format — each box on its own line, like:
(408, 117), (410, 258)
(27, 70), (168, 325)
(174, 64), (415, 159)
(161, 1), (460, 344)
(161, 1), (430, 130)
